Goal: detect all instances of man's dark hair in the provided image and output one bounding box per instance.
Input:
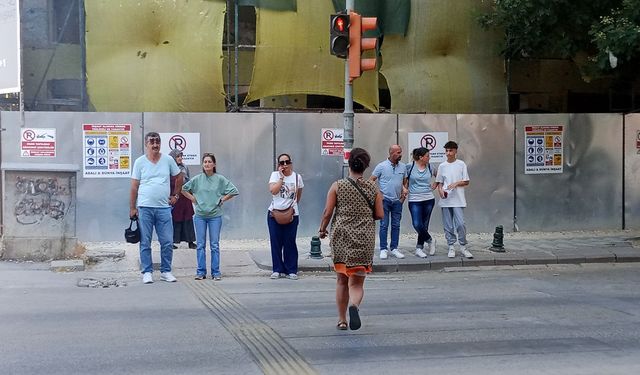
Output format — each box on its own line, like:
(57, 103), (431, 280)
(349, 148), (371, 173)
(444, 141), (458, 149)
(145, 132), (160, 143)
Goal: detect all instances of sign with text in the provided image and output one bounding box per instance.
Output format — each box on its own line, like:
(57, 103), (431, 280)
(0, 0), (20, 94)
(159, 132), (200, 165)
(83, 124), (131, 178)
(408, 132), (449, 163)
(524, 125), (564, 174)
(21, 128), (56, 157)
(321, 128), (344, 156)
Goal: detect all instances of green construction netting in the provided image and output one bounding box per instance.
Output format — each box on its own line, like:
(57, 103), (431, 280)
(380, 0), (507, 113)
(85, 0), (226, 112)
(245, 1), (379, 112)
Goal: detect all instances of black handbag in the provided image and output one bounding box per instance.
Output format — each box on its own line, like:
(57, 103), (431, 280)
(124, 216), (140, 244)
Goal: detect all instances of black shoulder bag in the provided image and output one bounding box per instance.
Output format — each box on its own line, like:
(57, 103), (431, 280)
(346, 178), (375, 217)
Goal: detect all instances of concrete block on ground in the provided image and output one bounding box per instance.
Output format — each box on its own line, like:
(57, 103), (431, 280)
(50, 259), (85, 272)
(2, 237), (78, 261)
(85, 248), (125, 263)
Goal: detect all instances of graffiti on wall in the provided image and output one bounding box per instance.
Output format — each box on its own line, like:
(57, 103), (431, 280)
(14, 176), (73, 225)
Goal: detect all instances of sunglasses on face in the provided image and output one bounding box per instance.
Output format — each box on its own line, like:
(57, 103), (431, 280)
(278, 160), (292, 166)
(147, 138), (161, 144)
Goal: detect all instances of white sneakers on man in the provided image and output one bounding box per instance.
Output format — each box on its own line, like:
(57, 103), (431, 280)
(429, 240), (436, 256)
(415, 248), (427, 258)
(160, 272), (177, 282)
(460, 245), (474, 259)
(447, 245), (456, 258)
(142, 272), (153, 284)
(390, 249), (405, 259)
(380, 249), (389, 259)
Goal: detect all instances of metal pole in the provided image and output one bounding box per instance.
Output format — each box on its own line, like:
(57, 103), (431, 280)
(234, 0), (239, 110)
(343, 0), (355, 178)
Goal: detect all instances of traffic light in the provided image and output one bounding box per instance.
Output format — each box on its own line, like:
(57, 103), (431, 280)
(348, 12), (378, 81)
(330, 13), (350, 58)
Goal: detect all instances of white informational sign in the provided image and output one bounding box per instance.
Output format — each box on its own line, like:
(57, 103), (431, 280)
(408, 132), (449, 163)
(321, 128), (344, 156)
(0, 0), (20, 94)
(159, 132), (200, 165)
(636, 130), (640, 154)
(20, 128), (56, 157)
(524, 125), (564, 174)
(83, 124), (132, 178)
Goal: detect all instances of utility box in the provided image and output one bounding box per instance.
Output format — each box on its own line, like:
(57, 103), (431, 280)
(1, 165), (78, 260)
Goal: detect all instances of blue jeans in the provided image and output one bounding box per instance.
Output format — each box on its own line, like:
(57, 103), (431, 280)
(138, 207), (174, 274)
(267, 212), (299, 274)
(408, 199), (436, 248)
(379, 198), (403, 250)
(194, 215), (223, 277)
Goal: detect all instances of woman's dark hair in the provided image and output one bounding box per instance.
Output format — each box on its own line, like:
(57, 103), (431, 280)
(202, 153), (217, 173)
(348, 148), (370, 173)
(412, 147), (429, 161)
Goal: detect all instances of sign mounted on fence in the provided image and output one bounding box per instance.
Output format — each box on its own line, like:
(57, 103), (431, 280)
(159, 132), (200, 165)
(321, 128), (344, 156)
(0, 0), (20, 94)
(21, 128), (56, 157)
(83, 124), (132, 178)
(524, 125), (564, 174)
(408, 132), (448, 163)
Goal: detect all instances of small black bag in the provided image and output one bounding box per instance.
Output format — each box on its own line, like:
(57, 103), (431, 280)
(125, 217), (140, 244)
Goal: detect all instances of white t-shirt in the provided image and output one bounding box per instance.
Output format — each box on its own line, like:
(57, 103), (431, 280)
(435, 159), (469, 208)
(269, 172), (304, 215)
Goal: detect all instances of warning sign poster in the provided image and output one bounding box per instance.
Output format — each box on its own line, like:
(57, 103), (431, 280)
(524, 125), (563, 174)
(20, 128), (56, 157)
(83, 124), (131, 178)
(321, 128), (344, 156)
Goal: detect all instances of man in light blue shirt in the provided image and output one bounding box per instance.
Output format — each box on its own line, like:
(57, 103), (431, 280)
(130, 132), (182, 284)
(370, 144), (408, 259)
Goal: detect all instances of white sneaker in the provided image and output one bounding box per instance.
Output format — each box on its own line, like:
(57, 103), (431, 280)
(380, 249), (388, 260)
(447, 245), (456, 258)
(390, 249), (405, 259)
(287, 273), (298, 280)
(429, 240), (436, 256)
(160, 272), (177, 282)
(415, 248), (427, 258)
(460, 245), (474, 259)
(142, 272), (153, 284)
(270, 272), (280, 279)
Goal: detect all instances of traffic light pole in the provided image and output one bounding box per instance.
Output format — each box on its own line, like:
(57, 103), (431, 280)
(342, 0), (355, 178)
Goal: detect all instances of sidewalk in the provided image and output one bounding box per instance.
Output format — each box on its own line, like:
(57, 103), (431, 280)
(77, 230), (640, 277)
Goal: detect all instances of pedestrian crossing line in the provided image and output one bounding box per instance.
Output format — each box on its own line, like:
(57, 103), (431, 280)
(185, 280), (318, 375)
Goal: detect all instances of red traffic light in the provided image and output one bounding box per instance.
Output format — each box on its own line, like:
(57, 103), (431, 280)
(330, 13), (350, 59)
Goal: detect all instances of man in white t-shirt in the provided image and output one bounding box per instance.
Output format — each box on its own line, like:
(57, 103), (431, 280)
(435, 141), (473, 259)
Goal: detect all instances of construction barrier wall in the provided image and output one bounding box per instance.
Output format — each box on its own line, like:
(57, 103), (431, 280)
(0, 112), (637, 250)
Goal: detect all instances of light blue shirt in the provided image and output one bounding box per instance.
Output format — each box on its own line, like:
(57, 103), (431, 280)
(372, 159), (407, 201)
(132, 153), (180, 208)
(406, 162), (435, 201)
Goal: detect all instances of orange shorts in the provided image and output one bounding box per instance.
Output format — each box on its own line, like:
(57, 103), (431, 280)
(333, 263), (372, 277)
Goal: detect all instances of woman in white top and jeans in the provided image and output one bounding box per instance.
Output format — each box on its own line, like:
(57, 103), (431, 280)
(267, 153), (304, 280)
(405, 147), (437, 258)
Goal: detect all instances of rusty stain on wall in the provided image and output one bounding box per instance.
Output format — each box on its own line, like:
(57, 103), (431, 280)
(14, 176), (73, 225)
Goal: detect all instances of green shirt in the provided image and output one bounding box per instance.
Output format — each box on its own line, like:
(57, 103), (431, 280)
(182, 173), (239, 218)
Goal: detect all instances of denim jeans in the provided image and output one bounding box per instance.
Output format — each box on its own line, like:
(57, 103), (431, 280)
(441, 207), (467, 246)
(267, 212), (299, 274)
(379, 198), (403, 250)
(138, 206), (174, 274)
(194, 215), (223, 277)
(408, 199), (435, 248)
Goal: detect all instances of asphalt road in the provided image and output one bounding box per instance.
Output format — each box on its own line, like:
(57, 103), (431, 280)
(1, 262), (639, 374)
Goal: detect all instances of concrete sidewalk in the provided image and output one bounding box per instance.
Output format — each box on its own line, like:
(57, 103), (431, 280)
(76, 230), (640, 278)
(251, 230), (640, 273)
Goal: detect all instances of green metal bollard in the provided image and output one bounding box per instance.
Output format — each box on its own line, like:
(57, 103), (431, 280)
(490, 225), (505, 252)
(310, 236), (323, 259)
